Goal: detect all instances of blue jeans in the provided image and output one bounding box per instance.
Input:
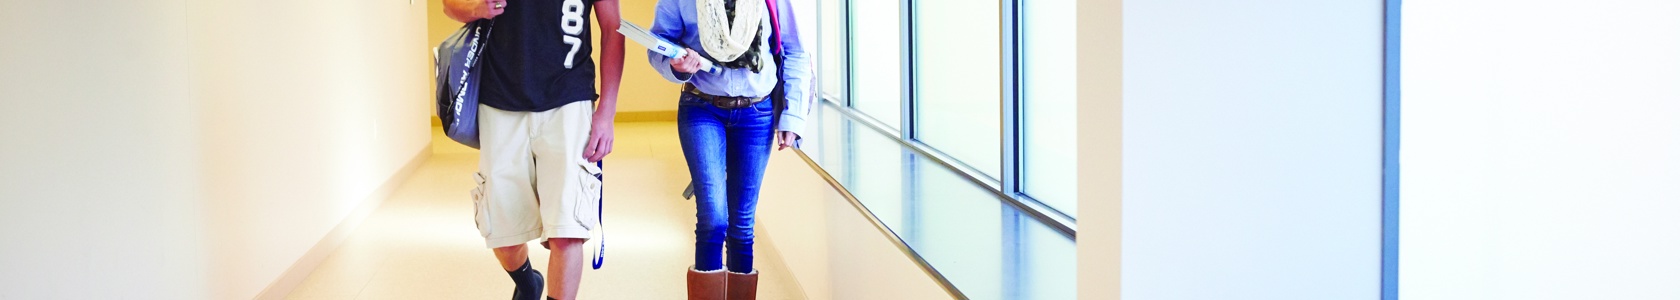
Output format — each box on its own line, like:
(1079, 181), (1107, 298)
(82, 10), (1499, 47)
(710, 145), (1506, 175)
(677, 93), (775, 273)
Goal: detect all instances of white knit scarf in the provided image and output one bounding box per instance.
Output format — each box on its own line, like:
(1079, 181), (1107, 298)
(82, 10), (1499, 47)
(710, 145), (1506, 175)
(696, 0), (764, 63)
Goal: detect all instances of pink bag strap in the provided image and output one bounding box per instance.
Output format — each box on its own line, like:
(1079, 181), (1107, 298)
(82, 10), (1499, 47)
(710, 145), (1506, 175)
(764, 0), (783, 55)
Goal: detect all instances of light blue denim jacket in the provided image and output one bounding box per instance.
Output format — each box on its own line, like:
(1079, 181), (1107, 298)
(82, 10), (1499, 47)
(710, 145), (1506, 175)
(647, 0), (814, 138)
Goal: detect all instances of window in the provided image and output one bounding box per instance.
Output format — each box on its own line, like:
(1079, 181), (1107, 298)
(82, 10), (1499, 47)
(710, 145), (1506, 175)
(1020, 0), (1078, 215)
(805, 0), (1077, 298)
(817, 0), (844, 98)
(814, 103), (1068, 299)
(849, 0), (903, 129)
(908, 157), (1005, 298)
(912, 0), (1003, 179)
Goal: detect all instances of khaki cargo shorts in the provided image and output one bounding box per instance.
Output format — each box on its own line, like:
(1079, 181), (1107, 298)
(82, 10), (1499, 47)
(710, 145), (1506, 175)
(471, 102), (602, 249)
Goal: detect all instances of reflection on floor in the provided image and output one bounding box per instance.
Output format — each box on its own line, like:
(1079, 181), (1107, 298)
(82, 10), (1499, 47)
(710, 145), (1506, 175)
(286, 122), (804, 299)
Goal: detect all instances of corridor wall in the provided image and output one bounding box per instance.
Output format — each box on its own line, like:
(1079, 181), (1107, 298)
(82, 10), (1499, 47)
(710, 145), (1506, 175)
(186, 0), (435, 299)
(1117, 0), (1385, 299)
(0, 0), (208, 298)
(1399, 1), (1680, 299)
(2, 0), (437, 298)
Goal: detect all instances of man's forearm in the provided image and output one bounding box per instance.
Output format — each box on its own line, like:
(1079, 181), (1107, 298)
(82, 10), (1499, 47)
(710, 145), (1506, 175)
(442, 0), (481, 23)
(596, 0), (626, 117)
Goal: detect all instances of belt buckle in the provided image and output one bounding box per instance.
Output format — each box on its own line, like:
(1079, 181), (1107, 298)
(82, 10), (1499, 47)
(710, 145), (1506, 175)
(711, 97), (750, 109)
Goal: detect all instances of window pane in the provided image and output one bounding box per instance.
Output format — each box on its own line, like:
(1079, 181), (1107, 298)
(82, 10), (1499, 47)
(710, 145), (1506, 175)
(848, 119), (907, 229)
(817, 104), (847, 170)
(909, 158), (1005, 299)
(913, 0), (1003, 178)
(1022, 0), (1078, 214)
(818, 0), (843, 98)
(817, 103), (1076, 299)
(1021, 211), (1076, 299)
(812, 104), (907, 229)
(850, 0), (902, 128)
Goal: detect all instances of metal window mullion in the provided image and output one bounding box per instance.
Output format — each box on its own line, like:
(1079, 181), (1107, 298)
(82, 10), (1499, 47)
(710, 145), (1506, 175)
(899, 0), (920, 251)
(1000, 1), (1028, 297)
(840, 0), (852, 105)
(900, 0), (916, 139)
(999, 0), (1024, 197)
(843, 0), (855, 107)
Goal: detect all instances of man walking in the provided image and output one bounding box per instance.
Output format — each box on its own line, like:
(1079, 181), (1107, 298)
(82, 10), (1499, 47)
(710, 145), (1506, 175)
(442, 0), (623, 299)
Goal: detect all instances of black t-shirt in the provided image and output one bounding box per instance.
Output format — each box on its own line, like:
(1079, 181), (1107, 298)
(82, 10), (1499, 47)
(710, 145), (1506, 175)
(480, 0), (599, 112)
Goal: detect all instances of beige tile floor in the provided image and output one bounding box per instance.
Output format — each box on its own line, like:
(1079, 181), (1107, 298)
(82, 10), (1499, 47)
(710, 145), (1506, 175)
(286, 122), (805, 299)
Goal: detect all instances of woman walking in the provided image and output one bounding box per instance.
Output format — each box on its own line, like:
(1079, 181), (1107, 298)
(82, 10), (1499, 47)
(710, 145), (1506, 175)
(645, 0), (811, 298)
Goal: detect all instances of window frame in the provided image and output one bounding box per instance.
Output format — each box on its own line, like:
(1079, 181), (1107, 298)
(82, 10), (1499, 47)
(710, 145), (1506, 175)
(821, 0), (1075, 237)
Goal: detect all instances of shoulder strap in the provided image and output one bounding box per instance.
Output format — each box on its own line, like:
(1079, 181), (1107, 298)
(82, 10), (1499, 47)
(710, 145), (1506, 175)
(764, 0), (788, 137)
(764, 0), (783, 56)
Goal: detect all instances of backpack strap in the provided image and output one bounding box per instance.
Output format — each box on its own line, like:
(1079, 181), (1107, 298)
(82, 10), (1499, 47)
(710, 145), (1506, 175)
(764, 0), (783, 55)
(764, 0), (788, 139)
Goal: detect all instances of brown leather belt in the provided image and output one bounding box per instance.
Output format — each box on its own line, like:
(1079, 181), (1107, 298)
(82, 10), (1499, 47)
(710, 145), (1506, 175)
(684, 83), (765, 109)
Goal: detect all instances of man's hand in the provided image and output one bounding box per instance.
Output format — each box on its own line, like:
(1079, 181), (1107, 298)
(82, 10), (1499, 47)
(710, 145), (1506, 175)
(669, 49), (703, 74)
(583, 111), (615, 162)
(588, 0), (623, 163)
(479, 0), (507, 19)
(776, 131), (799, 151)
(443, 0), (506, 22)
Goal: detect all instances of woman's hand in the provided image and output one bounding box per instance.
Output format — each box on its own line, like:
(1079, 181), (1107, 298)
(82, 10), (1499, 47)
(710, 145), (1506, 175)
(776, 131), (799, 151)
(669, 49), (703, 74)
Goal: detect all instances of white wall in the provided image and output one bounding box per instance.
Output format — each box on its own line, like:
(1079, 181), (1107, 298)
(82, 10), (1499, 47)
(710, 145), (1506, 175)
(0, 0), (211, 298)
(1399, 1), (1680, 299)
(1118, 1), (1385, 299)
(1, 0), (435, 298)
(187, 0), (434, 298)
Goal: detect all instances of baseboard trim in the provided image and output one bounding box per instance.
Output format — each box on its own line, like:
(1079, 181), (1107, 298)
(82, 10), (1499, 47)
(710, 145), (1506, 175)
(616, 110), (677, 122)
(252, 145), (432, 300)
(755, 227), (815, 300)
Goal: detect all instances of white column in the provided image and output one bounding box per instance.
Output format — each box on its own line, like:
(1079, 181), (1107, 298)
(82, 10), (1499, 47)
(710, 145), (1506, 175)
(1076, 0), (1125, 299)
(1400, 1), (1680, 299)
(1108, 1), (1386, 299)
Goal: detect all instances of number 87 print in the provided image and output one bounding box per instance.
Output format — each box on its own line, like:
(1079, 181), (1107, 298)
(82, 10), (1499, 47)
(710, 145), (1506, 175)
(559, 0), (586, 69)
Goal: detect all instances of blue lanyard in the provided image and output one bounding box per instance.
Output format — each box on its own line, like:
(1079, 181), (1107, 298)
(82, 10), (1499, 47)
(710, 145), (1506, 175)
(592, 160), (606, 270)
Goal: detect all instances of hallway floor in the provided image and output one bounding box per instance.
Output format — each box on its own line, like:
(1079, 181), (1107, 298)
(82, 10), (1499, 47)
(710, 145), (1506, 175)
(286, 122), (805, 299)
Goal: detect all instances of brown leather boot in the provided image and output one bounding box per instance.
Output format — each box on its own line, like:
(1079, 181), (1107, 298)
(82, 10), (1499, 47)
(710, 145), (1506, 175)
(687, 267), (727, 300)
(726, 269), (758, 300)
